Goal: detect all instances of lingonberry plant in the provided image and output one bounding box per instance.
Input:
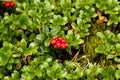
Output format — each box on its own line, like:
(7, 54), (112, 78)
(0, 0), (120, 80)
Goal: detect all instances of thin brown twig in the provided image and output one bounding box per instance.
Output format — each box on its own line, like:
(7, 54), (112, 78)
(72, 49), (80, 62)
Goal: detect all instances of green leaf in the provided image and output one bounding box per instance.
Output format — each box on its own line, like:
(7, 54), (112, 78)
(72, 39), (84, 46)
(34, 0), (40, 5)
(0, 74), (3, 79)
(115, 70), (120, 78)
(19, 15), (29, 26)
(96, 32), (105, 39)
(47, 69), (54, 78)
(36, 34), (46, 42)
(95, 44), (111, 54)
(20, 39), (27, 50)
(22, 65), (34, 72)
(116, 34), (120, 42)
(16, 8), (23, 12)
(3, 76), (11, 80)
(95, 68), (107, 77)
(42, 26), (49, 35)
(107, 65), (115, 76)
(60, 0), (71, 8)
(45, 58), (52, 63)
(3, 41), (12, 50)
(21, 73), (35, 80)
(117, 64), (120, 70)
(28, 10), (36, 17)
(66, 30), (74, 42)
(1, 27), (8, 34)
(116, 43), (120, 55)
(22, 3), (27, 10)
(107, 54), (115, 59)
(0, 52), (9, 66)
(114, 57), (120, 62)
(11, 70), (20, 80)
(29, 42), (38, 48)
(50, 15), (67, 25)
(50, 27), (60, 37)
(44, 38), (51, 47)
(7, 64), (12, 70)
(35, 70), (42, 77)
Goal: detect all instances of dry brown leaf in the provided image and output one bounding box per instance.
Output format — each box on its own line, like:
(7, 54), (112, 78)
(22, 54), (27, 64)
(16, 62), (22, 69)
(96, 10), (108, 24)
(18, 29), (24, 33)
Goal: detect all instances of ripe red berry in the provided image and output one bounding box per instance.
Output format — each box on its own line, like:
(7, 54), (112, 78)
(56, 43), (61, 48)
(60, 43), (66, 49)
(50, 36), (68, 50)
(61, 39), (66, 43)
(50, 39), (57, 45)
(58, 37), (63, 41)
(53, 45), (58, 48)
(10, 1), (15, 7)
(4, 2), (10, 8)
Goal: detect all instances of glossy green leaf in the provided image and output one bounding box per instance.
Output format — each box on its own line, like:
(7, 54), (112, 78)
(117, 64), (120, 70)
(3, 76), (11, 80)
(116, 34), (120, 42)
(19, 15), (29, 26)
(36, 34), (46, 42)
(107, 54), (115, 59)
(20, 39), (27, 50)
(115, 70), (120, 78)
(50, 15), (68, 25)
(95, 44), (111, 54)
(107, 65), (115, 76)
(96, 32), (105, 39)
(116, 43), (120, 55)
(45, 58), (52, 63)
(35, 70), (42, 77)
(95, 68), (107, 77)
(114, 57), (120, 62)
(71, 39), (84, 46)
(16, 8), (23, 12)
(44, 38), (51, 47)
(0, 52), (9, 66)
(11, 70), (20, 80)
(50, 27), (60, 37)
(7, 64), (12, 70)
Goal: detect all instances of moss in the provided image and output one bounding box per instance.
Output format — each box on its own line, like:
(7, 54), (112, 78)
(85, 23), (111, 60)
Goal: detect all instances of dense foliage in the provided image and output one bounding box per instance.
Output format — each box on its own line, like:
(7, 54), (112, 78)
(0, 0), (120, 80)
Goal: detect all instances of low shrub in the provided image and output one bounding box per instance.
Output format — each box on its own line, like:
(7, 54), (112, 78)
(0, 0), (120, 80)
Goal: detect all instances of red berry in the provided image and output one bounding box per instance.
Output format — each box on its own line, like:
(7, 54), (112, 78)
(50, 39), (57, 45)
(56, 40), (60, 43)
(55, 38), (58, 41)
(50, 36), (68, 50)
(53, 45), (58, 48)
(58, 37), (63, 41)
(60, 43), (66, 49)
(61, 39), (66, 43)
(10, 1), (15, 7)
(56, 43), (61, 48)
(4, 2), (10, 8)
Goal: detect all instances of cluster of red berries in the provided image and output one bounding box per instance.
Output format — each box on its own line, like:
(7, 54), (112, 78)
(4, 1), (15, 8)
(50, 36), (68, 50)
